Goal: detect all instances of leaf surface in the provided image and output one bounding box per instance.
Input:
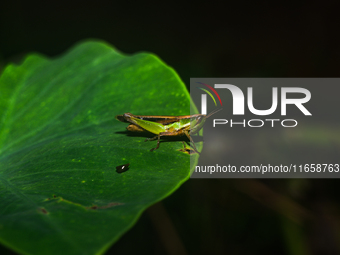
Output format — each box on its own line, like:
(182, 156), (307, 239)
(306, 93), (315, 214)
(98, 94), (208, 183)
(0, 41), (199, 255)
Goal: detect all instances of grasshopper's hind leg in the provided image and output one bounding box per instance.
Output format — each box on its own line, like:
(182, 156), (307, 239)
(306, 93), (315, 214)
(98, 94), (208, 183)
(144, 136), (158, 142)
(145, 134), (161, 151)
(145, 132), (180, 152)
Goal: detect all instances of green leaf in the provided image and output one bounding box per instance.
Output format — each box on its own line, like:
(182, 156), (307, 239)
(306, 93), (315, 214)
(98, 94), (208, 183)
(0, 40), (199, 255)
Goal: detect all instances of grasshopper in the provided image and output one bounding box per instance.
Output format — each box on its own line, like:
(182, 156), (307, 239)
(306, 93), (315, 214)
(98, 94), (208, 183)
(115, 108), (222, 154)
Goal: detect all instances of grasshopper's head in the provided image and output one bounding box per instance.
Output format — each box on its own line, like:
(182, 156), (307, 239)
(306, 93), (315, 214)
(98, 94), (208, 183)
(190, 108), (222, 134)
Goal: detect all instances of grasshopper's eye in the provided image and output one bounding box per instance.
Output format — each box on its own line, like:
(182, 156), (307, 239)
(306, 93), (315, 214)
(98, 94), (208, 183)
(191, 116), (203, 123)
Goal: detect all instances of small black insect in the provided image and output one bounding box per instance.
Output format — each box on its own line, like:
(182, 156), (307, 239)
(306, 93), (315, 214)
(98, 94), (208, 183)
(116, 163), (130, 173)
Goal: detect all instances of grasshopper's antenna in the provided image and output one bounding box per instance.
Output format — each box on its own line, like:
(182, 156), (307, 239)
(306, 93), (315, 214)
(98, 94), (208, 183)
(206, 108), (223, 118)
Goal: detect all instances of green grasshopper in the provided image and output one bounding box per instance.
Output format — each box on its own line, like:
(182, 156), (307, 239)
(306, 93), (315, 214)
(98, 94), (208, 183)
(115, 108), (222, 154)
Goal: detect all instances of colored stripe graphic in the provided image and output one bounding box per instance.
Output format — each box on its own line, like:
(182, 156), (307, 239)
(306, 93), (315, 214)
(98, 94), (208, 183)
(198, 87), (217, 106)
(197, 82), (223, 106)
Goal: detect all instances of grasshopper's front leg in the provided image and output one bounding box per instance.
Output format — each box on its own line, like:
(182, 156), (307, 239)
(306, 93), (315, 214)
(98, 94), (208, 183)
(184, 130), (200, 154)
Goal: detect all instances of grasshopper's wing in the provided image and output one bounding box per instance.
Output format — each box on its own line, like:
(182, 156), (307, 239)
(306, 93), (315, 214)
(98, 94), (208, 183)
(115, 114), (175, 125)
(115, 115), (130, 123)
(133, 116), (180, 125)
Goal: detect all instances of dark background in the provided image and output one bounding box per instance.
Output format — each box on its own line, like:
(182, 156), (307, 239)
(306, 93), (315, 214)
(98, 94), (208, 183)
(1, 1), (340, 254)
